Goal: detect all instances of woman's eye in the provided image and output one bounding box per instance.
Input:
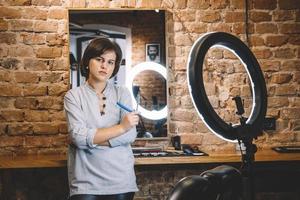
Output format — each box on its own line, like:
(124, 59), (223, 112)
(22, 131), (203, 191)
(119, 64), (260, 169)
(95, 58), (103, 62)
(108, 61), (115, 65)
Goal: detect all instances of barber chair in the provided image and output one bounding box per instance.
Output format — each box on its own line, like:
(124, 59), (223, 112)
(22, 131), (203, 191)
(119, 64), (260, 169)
(167, 165), (242, 200)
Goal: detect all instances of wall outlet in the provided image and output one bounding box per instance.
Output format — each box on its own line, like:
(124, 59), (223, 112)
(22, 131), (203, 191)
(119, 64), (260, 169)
(263, 117), (276, 130)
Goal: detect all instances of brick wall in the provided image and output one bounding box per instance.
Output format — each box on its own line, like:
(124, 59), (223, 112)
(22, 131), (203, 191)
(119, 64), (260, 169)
(0, 0), (69, 155)
(165, 0), (300, 152)
(0, 0), (299, 154)
(1, 1), (300, 200)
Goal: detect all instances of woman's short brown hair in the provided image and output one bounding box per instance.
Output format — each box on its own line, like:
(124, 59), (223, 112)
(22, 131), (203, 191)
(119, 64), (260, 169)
(80, 37), (122, 79)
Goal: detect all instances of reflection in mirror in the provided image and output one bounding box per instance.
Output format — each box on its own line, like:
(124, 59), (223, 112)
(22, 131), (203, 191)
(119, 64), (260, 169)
(133, 70), (166, 111)
(127, 62), (167, 120)
(133, 70), (167, 138)
(68, 10), (168, 138)
(127, 62), (167, 138)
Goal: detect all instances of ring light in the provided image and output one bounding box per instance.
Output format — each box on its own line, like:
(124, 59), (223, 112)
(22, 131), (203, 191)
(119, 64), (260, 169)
(126, 61), (167, 120)
(187, 32), (267, 142)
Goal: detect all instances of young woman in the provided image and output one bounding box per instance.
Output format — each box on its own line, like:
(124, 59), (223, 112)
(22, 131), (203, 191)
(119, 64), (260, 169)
(64, 38), (139, 200)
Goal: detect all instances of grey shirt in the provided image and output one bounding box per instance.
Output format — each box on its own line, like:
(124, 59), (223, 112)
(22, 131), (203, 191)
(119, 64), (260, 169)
(64, 82), (138, 196)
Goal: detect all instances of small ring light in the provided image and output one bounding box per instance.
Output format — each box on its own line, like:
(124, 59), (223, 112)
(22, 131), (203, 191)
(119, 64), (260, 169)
(187, 32), (267, 142)
(127, 61), (167, 120)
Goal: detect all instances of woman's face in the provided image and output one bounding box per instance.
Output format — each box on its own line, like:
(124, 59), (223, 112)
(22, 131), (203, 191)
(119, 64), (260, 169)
(88, 50), (116, 82)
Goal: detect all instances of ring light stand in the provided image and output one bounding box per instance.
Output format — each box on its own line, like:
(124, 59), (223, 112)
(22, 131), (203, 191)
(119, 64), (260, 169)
(187, 32), (267, 200)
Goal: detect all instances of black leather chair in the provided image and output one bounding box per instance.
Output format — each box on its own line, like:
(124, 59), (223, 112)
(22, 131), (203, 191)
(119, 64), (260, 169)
(167, 165), (242, 200)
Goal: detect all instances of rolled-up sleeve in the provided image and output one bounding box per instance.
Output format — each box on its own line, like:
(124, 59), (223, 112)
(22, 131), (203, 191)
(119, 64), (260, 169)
(109, 87), (137, 147)
(64, 91), (97, 149)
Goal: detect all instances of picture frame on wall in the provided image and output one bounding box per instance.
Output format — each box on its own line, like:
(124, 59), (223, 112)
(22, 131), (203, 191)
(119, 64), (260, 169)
(146, 43), (160, 63)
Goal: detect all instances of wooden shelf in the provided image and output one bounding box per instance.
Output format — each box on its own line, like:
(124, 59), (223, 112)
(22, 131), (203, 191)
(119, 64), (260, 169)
(135, 149), (300, 165)
(0, 149), (300, 169)
(0, 154), (67, 169)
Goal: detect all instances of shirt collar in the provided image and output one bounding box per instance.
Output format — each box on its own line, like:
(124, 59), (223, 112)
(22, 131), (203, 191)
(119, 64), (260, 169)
(84, 81), (110, 96)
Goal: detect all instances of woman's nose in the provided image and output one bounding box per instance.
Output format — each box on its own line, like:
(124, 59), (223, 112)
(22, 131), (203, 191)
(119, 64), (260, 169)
(100, 61), (107, 68)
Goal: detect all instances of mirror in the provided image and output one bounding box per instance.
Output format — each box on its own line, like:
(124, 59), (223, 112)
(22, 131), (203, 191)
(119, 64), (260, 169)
(68, 9), (168, 138)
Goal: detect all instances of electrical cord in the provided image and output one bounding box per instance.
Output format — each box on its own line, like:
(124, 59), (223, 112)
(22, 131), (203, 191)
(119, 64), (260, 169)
(245, 0), (249, 46)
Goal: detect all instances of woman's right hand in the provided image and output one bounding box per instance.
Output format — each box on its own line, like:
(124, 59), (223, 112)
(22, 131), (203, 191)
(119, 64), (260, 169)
(120, 112), (140, 132)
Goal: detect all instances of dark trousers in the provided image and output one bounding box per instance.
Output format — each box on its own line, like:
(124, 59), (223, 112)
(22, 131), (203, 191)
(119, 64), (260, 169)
(69, 192), (135, 200)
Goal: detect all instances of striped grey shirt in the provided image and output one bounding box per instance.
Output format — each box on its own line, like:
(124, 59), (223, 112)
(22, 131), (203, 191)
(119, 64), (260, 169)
(64, 81), (138, 196)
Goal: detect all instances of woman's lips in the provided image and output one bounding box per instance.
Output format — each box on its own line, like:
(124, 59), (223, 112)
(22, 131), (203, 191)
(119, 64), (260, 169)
(98, 71), (107, 76)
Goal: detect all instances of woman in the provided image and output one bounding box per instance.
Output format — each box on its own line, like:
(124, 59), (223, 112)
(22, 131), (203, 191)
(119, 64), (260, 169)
(64, 38), (139, 200)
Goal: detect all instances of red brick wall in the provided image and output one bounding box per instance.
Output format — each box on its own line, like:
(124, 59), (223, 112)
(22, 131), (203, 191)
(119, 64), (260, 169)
(166, 0), (300, 152)
(0, 0), (299, 155)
